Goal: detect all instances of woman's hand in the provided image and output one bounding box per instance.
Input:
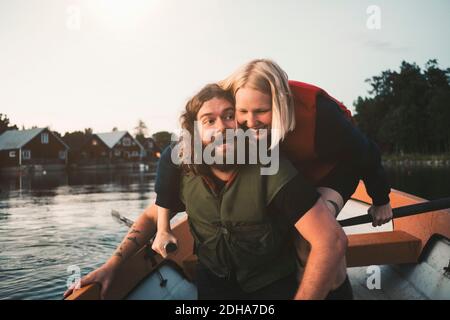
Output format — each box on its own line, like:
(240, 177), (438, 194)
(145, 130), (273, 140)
(151, 230), (178, 258)
(63, 263), (118, 300)
(368, 202), (393, 227)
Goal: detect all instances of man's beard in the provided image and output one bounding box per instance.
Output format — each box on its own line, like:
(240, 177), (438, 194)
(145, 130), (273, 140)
(199, 127), (273, 171)
(210, 162), (236, 172)
(203, 135), (238, 172)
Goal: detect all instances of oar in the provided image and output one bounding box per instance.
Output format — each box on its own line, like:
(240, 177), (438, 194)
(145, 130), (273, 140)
(339, 197), (450, 227)
(110, 210), (178, 253)
(111, 210), (134, 228)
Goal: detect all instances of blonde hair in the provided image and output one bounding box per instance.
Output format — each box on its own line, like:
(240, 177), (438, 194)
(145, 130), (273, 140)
(219, 59), (295, 149)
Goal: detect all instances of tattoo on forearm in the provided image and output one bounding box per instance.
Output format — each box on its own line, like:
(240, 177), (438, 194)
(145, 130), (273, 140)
(114, 246), (124, 258)
(113, 228), (142, 260)
(127, 236), (140, 247)
(129, 228), (141, 235)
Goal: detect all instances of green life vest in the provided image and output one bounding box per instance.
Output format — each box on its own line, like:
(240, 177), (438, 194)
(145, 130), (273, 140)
(179, 156), (299, 293)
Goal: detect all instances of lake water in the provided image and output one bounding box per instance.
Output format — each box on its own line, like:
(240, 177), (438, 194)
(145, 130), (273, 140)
(0, 166), (449, 300)
(384, 166), (450, 200)
(0, 170), (156, 300)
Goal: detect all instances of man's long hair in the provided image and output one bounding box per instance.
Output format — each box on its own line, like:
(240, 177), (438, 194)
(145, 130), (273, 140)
(179, 83), (235, 175)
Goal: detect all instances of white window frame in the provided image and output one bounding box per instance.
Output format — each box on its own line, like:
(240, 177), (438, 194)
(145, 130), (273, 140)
(122, 138), (131, 146)
(41, 133), (49, 144)
(114, 150), (121, 157)
(9, 151), (16, 158)
(22, 150), (31, 160)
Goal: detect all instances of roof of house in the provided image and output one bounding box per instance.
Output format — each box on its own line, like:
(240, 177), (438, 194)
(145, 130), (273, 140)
(95, 131), (144, 150)
(0, 128), (70, 151)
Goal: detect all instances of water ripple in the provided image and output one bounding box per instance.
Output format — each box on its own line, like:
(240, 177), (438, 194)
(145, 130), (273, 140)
(0, 170), (156, 300)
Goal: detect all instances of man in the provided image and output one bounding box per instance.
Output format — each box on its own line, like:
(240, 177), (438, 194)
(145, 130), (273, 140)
(64, 84), (348, 300)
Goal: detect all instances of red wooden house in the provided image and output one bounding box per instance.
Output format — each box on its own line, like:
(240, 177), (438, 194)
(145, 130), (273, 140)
(0, 128), (69, 172)
(77, 131), (144, 166)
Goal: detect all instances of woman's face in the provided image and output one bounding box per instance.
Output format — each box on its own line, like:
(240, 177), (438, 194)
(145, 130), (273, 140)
(235, 87), (272, 137)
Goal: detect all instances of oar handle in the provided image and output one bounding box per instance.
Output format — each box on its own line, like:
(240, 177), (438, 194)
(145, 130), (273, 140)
(164, 242), (178, 253)
(338, 197), (450, 227)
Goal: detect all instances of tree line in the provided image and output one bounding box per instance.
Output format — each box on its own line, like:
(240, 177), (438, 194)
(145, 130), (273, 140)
(354, 59), (450, 154)
(0, 117), (173, 152)
(3, 59), (449, 155)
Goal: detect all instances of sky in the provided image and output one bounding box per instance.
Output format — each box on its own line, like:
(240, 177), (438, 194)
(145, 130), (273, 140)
(1, 0), (449, 136)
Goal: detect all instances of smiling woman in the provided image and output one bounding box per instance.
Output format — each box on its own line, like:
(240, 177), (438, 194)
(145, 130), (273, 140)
(86, 0), (159, 30)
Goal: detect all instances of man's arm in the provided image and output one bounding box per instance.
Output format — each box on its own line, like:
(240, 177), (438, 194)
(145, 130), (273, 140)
(64, 203), (161, 299)
(107, 203), (159, 269)
(293, 197), (348, 300)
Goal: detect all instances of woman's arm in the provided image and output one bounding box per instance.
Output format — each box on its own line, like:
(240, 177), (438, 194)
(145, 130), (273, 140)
(315, 95), (391, 206)
(315, 95), (392, 226)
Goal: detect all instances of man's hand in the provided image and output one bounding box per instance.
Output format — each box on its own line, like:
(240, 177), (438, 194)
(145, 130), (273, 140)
(151, 230), (178, 258)
(63, 203), (160, 299)
(368, 202), (393, 227)
(63, 263), (118, 300)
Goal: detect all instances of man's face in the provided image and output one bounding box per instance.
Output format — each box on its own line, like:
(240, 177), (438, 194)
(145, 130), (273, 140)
(196, 97), (236, 161)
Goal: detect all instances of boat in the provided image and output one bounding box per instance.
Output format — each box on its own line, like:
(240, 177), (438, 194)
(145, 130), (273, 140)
(65, 182), (450, 300)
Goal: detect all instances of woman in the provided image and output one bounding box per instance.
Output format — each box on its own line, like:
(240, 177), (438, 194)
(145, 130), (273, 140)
(152, 59), (392, 299)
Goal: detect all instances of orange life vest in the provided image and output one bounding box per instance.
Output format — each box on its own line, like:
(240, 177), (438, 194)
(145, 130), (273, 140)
(281, 80), (353, 184)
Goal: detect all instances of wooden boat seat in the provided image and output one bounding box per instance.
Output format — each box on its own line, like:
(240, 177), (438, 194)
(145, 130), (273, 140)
(181, 231), (422, 275)
(346, 230), (422, 267)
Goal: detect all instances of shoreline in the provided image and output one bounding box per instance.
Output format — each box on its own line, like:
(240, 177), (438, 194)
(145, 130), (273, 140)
(382, 154), (450, 167)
